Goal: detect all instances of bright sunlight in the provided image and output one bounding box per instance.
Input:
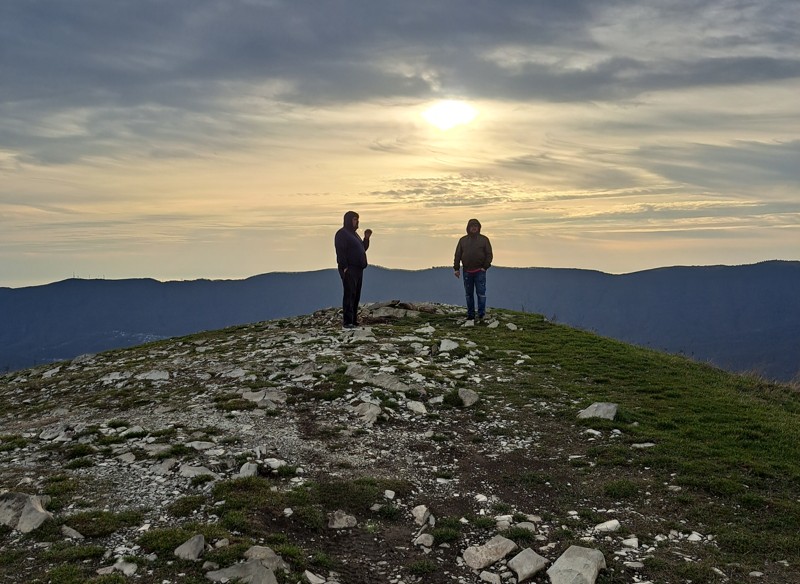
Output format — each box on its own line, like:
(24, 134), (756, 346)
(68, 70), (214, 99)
(422, 100), (477, 130)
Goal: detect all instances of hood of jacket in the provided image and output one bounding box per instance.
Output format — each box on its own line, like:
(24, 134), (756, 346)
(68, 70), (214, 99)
(466, 218), (482, 234)
(343, 210), (359, 232)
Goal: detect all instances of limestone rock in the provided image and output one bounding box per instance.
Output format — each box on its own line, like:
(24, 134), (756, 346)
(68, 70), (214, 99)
(463, 535), (518, 570)
(546, 545), (606, 584)
(412, 505), (431, 526)
(406, 400), (427, 415)
(0, 492), (53, 533)
(594, 519), (620, 533)
(439, 339), (459, 353)
(353, 402), (381, 425)
(206, 559), (278, 584)
(179, 464), (221, 480)
(458, 387), (480, 407)
(328, 510), (357, 529)
(577, 402), (618, 420)
(174, 534), (205, 560)
(244, 545), (289, 572)
(508, 548), (549, 581)
(239, 462), (260, 477)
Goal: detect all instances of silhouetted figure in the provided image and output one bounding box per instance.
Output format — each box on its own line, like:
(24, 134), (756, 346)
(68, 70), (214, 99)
(453, 218), (493, 321)
(335, 211), (372, 329)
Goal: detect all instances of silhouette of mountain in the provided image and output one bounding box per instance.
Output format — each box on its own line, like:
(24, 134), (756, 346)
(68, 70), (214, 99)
(1, 261), (797, 381)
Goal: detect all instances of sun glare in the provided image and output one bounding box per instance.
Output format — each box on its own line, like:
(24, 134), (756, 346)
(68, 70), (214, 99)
(422, 100), (477, 130)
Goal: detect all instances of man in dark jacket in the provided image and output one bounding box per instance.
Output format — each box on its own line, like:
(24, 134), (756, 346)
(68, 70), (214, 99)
(335, 211), (372, 329)
(453, 218), (493, 321)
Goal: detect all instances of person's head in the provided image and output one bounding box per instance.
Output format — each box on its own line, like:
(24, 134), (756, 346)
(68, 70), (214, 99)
(343, 211), (360, 231)
(466, 218), (481, 235)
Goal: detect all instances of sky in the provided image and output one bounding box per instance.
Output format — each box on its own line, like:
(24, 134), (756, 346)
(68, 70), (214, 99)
(2, 0), (799, 288)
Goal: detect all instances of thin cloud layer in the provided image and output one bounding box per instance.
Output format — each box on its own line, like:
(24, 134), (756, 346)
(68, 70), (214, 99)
(1, 0), (798, 286)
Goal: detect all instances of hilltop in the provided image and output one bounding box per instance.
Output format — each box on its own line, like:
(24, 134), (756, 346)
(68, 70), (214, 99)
(1, 303), (799, 583)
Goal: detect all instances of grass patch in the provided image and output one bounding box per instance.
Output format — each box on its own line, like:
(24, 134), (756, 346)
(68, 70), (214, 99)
(64, 509), (143, 538)
(602, 479), (639, 500)
(0, 434), (28, 452)
(168, 495), (207, 518)
(408, 559), (438, 575)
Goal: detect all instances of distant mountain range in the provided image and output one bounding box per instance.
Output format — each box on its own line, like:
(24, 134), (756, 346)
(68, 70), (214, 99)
(1, 261), (798, 382)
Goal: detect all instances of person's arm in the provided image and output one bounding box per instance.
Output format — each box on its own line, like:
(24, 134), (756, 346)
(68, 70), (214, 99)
(484, 237), (493, 270)
(334, 231), (347, 271)
(453, 240), (462, 278)
(362, 228), (372, 251)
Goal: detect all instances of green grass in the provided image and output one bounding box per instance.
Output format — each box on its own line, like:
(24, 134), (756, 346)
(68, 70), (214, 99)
(384, 309), (800, 579)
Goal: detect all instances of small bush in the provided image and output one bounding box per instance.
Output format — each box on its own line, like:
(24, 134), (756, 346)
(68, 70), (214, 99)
(64, 457), (94, 469)
(603, 479), (639, 499)
(0, 434), (28, 452)
(65, 443), (95, 459)
(432, 527), (460, 544)
(168, 495), (207, 518)
(408, 559), (438, 575)
(66, 510), (143, 538)
(138, 527), (196, 555)
(44, 542), (105, 562)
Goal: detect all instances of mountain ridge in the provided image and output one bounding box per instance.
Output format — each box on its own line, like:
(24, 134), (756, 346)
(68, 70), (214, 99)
(1, 260), (798, 381)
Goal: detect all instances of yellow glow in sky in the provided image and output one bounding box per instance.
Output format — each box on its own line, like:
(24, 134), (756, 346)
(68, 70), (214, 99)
(422, 100), (478, 130)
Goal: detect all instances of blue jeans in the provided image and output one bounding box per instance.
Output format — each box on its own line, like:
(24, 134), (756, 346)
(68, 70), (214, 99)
(463, 270), (487, 319)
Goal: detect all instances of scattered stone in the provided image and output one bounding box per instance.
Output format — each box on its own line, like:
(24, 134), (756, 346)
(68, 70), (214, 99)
(508, 548), (549, 581)
(135, 370), (170, 381)
(412, 505), (430, 526)
(174, 534), (205, 560)
(547, 545), (606, 584)
(406, 400), (427, 415)
(622, 537), (639, 548)
(206, 559), (278, 584)
(243, 545), (289, 572)
(179, 464), (220, 480)
(328, 510), (357, 529)
(0, 493), (53, 533)
(353, 402), (382, 425)
(594, 519), (620, 533)
(61, 525), (85, 539)
(463, 535), (518, 570)
(414, 533), (434, 547)
(439, 339), (459, 352)
(577, 402), (618, 420)
(304, 570), (326, 584)
(458, 387), (480, 407)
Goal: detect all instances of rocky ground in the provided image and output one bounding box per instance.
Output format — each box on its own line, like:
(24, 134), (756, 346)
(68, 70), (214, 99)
(0, 302), (789, 583)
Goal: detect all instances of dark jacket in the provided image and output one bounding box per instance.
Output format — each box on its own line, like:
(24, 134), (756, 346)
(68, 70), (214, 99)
(453, 218), (493, 272)
(335, 211), (369, 274)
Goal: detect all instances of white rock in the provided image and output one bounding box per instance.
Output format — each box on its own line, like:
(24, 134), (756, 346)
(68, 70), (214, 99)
(463, 535), (518, 570)
(508, 548), (549, 581)
(595, 519), (621, 533)
(577, 402), (617, 420)
(412, 505), (430, 526)
(406, 400), (427, 415)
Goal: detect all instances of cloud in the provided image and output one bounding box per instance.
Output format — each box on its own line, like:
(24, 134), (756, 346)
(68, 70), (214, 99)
(1, 0), (799, 285)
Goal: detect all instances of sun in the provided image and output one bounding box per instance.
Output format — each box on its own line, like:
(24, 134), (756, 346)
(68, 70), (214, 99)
(422, 100), (477, 130)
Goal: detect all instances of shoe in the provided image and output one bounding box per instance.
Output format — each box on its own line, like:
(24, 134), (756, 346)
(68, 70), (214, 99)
(342, 324), (356, 329)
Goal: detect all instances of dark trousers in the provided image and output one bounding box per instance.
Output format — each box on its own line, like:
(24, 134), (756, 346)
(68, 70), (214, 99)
(340, 268), (363, 326)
